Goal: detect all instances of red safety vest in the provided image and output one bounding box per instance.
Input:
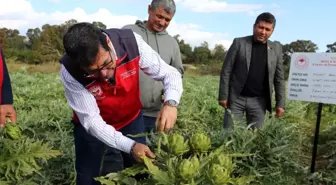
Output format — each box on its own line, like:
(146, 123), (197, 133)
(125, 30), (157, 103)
(61, 29), (143, 130)
(72, 55), (142, 130)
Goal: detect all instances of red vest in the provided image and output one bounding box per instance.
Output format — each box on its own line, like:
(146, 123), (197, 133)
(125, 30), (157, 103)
(0, 49), (4, 105)
(61, 29), (142, 130)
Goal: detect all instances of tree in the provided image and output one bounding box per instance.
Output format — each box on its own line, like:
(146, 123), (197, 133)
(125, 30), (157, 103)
(39, 24), (65, 59)
(283, 40), (318, 66)
(193, 41), (211, 64)
(173, 34), (193, 63)
(93, 21), (107, 30)
(26, 28), (41, 50)
(0, 28), (25, 49)
(326, 42), (336, 52)
(212, 44), (226, 61)
(62, 19), (78, 31)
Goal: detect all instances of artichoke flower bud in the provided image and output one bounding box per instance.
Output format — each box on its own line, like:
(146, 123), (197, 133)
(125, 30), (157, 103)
(213, 154), (233, 171)
(189, 132), (211, 153)
(5, 123), (22, 140)
(177, 156), (200, 181)
(167, 133), (189, 155)
(208, 164), (231, 184)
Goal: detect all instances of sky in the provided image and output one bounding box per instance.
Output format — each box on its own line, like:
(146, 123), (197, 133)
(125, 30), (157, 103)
(0, 0), (334, 52)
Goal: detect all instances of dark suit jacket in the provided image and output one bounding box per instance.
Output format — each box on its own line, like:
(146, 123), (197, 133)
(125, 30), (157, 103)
(218, 35), (285, 112)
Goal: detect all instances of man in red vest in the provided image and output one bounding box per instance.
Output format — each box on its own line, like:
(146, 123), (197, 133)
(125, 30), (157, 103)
(0, 48), (16, 128)
(60, 22), (183, 185)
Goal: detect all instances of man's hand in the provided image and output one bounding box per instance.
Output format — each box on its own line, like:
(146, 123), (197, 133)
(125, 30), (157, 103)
(275, 107), (285, 117)
(0, 104), (17, 128)
(156, 105), (177, 132)
(131, 143), (156, 162)
(219, 100), (228, 108)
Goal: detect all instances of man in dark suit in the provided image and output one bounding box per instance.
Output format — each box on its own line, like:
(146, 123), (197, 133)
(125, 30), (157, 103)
(218, 12), (285, 129)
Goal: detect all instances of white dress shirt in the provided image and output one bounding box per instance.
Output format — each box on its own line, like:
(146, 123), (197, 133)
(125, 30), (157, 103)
(60, 31), (183, 154)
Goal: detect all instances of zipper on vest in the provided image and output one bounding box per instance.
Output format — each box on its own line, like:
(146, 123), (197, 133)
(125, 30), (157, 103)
(109, 66), (118, 87)
(109, 77), (116, 87)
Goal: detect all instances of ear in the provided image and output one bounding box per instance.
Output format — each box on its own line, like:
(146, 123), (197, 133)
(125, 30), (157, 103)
(148, 5), (151, 14)
(106, 35), (110, 44)
(106, 35), (112, 47)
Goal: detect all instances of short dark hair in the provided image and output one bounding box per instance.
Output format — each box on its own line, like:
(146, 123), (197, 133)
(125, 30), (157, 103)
(62, 22), (110, 68)
(255, 12), (276, 28)
(151, 0), (176, 14)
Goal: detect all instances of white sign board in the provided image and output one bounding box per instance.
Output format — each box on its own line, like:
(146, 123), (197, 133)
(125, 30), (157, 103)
(287, 52), (336, 104)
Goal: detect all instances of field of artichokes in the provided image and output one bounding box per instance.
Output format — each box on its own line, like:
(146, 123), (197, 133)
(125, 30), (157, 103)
(0, 69), (336, 185)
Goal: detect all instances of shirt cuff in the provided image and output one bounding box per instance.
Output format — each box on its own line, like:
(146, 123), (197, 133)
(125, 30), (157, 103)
(164, 89), (181, 104)
(116, 136), (136, 154)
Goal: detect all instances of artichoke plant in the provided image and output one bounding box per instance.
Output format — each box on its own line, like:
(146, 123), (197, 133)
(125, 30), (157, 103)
(207, 164), (231, 185)
(189, 132), (211, 153)
(177, 156), (200, 181)
(167, 133), (190, 156)
(212, 153), (233, 172)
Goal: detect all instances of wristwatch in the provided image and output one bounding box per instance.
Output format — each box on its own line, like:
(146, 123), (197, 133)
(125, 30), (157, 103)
(130, 142), (137, 154)
(164, 100), (178, 107)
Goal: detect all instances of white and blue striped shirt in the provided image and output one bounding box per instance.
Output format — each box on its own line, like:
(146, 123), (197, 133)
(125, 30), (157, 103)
(60, 32), (183, 154)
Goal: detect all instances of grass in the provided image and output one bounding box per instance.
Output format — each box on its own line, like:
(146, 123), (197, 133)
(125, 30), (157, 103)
(7, 60), (61, 74)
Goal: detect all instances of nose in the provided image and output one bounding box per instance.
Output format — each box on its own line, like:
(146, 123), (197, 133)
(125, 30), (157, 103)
(159, 19), (165, 26)
(260, 29), (266, 35)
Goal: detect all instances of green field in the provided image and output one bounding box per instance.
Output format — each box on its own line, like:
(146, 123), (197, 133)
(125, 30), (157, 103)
(1, 69), (336, 185)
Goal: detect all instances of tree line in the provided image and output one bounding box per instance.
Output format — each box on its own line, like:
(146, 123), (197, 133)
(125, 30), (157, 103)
(1, 19), (335, 77)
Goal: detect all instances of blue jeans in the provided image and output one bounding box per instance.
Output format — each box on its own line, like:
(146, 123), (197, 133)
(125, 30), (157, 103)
(73, 111), (146, 185)
(143, 116), (157, 133)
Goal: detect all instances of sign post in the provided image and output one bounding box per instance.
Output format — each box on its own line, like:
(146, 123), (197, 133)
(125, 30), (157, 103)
(287, 52), (336, 174)
(310, 102), (322, 173)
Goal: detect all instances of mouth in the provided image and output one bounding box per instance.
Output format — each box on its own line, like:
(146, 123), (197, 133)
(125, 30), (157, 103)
(155, 25), (164, 30)
(258, 35), (265, 40)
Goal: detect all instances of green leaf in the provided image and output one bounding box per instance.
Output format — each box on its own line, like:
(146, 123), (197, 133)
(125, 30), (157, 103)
(94, 177), (117, 185)
(142, 156), (174, 185)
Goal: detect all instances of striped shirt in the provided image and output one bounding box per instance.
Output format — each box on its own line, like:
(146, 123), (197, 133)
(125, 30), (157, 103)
(60, 32), (183, 154)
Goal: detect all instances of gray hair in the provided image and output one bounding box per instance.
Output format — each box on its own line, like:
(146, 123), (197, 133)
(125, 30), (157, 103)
(151, 0), (176, 14)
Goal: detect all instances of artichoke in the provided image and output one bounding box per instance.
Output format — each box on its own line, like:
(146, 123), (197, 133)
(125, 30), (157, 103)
(208, 164), (231, 184)
(5, 123), (22, 140)
(189, 132), (211, 153)
(177, 156), (200, 181)
(213, 154), (233, 171)
(167, 133), (189, 155)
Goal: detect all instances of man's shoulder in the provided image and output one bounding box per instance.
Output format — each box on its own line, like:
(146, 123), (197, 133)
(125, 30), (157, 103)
(121, 24), (143, 35)
(233, 35), (252, 43)
(121, 24), (137, 30)
(104, 28), (136, 40)
(267, 40), (282, 52)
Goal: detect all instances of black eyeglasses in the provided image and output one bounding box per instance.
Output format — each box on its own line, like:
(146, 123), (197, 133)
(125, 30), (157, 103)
(85, 52), (114, 76)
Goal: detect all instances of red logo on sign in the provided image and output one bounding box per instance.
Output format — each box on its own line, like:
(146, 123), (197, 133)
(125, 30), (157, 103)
(294, 55), (309, 69)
